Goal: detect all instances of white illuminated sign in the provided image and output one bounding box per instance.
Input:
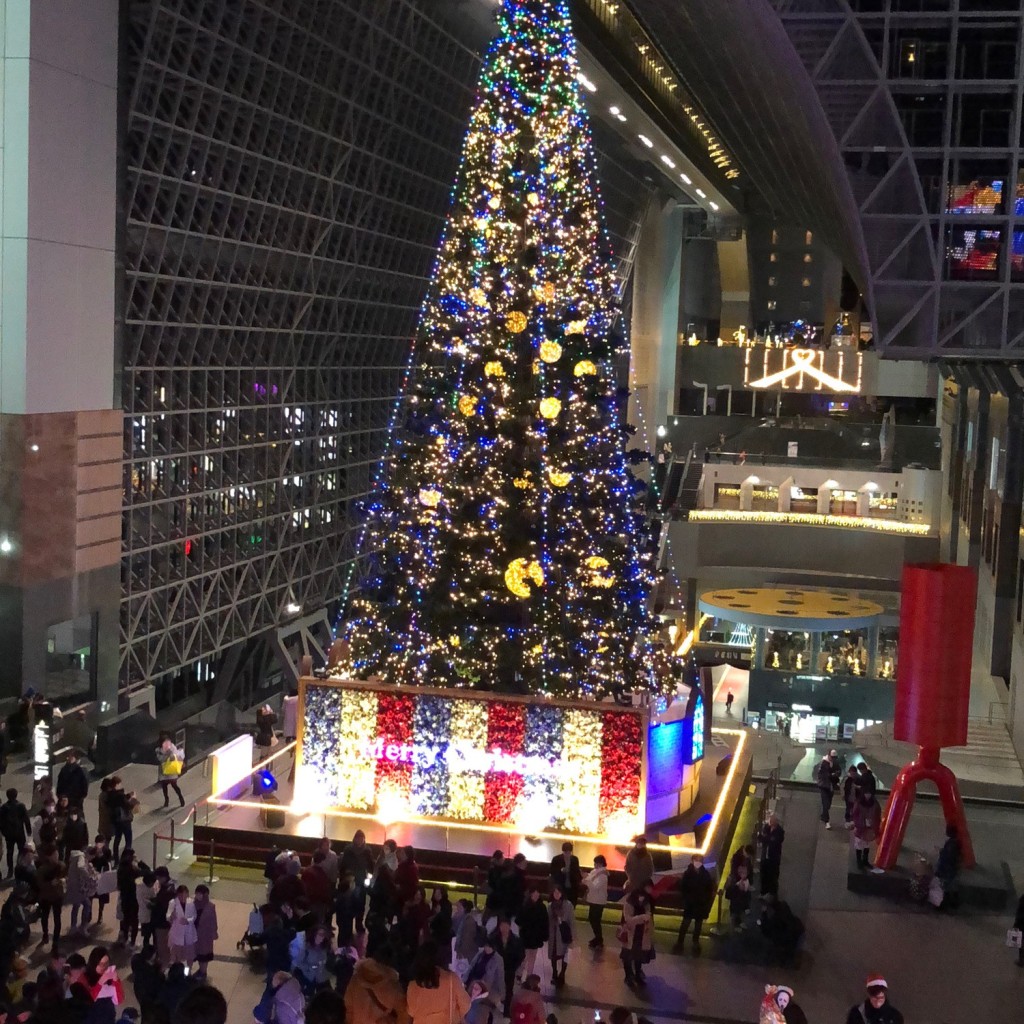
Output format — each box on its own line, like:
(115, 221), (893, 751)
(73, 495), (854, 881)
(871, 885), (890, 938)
(744, 348), (863, 393)
(33, 721), (51, 781)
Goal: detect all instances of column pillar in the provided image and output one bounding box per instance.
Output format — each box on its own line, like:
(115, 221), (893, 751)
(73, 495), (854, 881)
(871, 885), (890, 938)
(867, 625), (879, 679)
(628, 197), (684, 455)
(0, 3), (120, 714)
(966, 389), (990, 569)
(946, 383), (969, 563)
(990, 391), (1024, 679)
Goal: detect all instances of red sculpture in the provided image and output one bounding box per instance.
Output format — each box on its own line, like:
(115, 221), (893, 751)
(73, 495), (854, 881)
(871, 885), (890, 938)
(874, 563), (976, 870)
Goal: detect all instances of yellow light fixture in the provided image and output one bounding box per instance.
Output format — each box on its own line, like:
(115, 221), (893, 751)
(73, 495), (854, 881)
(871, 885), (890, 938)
(539, 341), (562, 363)
(506, 311), (528, 333)
(484, 361), (505, 378)
(539, 397), (562, 419)
(574, 360), (597, 376)
(458, 395), (477, 416)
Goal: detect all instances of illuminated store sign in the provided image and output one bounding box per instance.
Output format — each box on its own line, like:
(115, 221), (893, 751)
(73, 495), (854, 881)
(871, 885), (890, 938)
(744, 348), (863, 393)
(296, 679), (646, 838)
(33, 707), (53, 781)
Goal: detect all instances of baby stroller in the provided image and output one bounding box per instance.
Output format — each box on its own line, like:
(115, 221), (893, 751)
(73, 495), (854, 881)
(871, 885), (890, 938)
(238, 903), (267, 957)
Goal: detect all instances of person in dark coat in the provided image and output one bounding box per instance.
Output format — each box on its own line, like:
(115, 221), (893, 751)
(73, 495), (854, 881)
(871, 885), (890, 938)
(842, 766), (859, 827)
(673, 855), (716, 956)
(760, 814), (785, 896)
(129, 945), (165, 1018)
(492, 917), (524, 1018)
(0, 789), (31, 878)
(856, 761), (877, 798)
(845, 974), (904, 1024)
(758, 894), (804, 964)
(484, 851), (505, 918)
(815, 751), (839, 829)
(393, 846), (420, 911)
(340, 830), (374, 932)
(934, 823), (962, 910)
(548, 842), (582, 904)
(60, 807), (89, 864)
(1012, 893), (1024, 967)
(515, 887), (548, 980)
(56, 752), (89, 810)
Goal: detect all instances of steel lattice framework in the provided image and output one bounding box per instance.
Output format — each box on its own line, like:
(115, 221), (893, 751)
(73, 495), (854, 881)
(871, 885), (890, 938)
(120, 0), (655, 694)
(627, 0), (1024, 357)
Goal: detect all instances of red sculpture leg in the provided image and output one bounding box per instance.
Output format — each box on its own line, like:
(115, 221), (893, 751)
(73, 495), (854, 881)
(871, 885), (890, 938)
(874, 746), (975, 870)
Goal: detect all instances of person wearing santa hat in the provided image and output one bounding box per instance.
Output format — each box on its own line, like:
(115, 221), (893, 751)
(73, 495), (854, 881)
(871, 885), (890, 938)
(846, 974), (903, 1024)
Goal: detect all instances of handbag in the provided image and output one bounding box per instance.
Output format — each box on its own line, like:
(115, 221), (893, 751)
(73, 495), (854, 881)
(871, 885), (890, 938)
(615, 916), (629, 945)
(558, 920), (572, 943)
(1006, 928), (1023, 948)
(160, 758), (183, 777)
(96, 869), (118, 896)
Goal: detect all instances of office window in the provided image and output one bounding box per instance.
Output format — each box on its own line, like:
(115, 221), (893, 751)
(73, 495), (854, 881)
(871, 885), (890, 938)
(805, 230), (813, 245)
(768, 276), (776, 287)
(767, 300), (777, 311)
(802, 277), (811, 287)
(769, 252), (778, 262)
(803, 253), (813, 263)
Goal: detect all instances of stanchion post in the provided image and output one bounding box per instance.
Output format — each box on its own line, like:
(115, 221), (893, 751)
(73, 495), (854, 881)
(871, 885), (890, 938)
(167, 818), (177, 861)
(152, 831), (157, 868)
(208, 839), (217, 885)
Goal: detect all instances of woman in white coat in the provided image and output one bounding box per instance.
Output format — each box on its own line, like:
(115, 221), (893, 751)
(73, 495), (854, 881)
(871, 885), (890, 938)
(168, 884), (198, 965)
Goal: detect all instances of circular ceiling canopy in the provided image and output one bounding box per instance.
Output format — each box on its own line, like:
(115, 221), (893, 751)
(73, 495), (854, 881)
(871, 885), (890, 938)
(698, 588), (884, 632)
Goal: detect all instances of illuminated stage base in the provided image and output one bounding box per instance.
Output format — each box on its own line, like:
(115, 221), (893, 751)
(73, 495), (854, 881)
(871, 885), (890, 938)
(198, 726), (751, 896)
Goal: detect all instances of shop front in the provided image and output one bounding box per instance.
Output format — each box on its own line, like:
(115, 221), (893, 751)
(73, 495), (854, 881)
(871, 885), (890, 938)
(697, 587), (896, 741)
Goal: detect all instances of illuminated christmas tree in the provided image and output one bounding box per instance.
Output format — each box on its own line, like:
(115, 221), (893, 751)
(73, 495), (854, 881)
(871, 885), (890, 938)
(342, 0), (653, 697)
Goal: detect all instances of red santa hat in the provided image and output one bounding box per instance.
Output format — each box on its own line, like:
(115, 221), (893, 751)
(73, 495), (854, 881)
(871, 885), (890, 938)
(865, 974), (888, 989)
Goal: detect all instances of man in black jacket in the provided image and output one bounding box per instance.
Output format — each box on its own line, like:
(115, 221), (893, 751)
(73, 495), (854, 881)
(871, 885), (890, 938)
(548, 842), (582, 904)
(673, 854), (716, 956)
(760, 814), (785, 896)
(56, 751), (89, 810)
(0, 789), (30, 878)
(492, 917), (524, 1018)
(845, 974), (903, 1024)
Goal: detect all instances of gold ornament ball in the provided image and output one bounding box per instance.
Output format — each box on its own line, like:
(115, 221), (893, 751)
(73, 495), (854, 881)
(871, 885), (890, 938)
(565, 319), (587, 335)
(543, 282), (556, 302)
(548, 469), (572, 487)
(458, 395), (477, 416)
(469, 287), (488, 307)
(484, 361), (506, 378)
(506, 311), (528, 334)
(505, 557), (544, 598)
(539, 397), (562, 420)
(487, 196), (501, 210)
(418, 488), (441, 508)
(539, 341), (562, 363)
(527, 192), (540, 207)
(574, 360), (597, 377)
